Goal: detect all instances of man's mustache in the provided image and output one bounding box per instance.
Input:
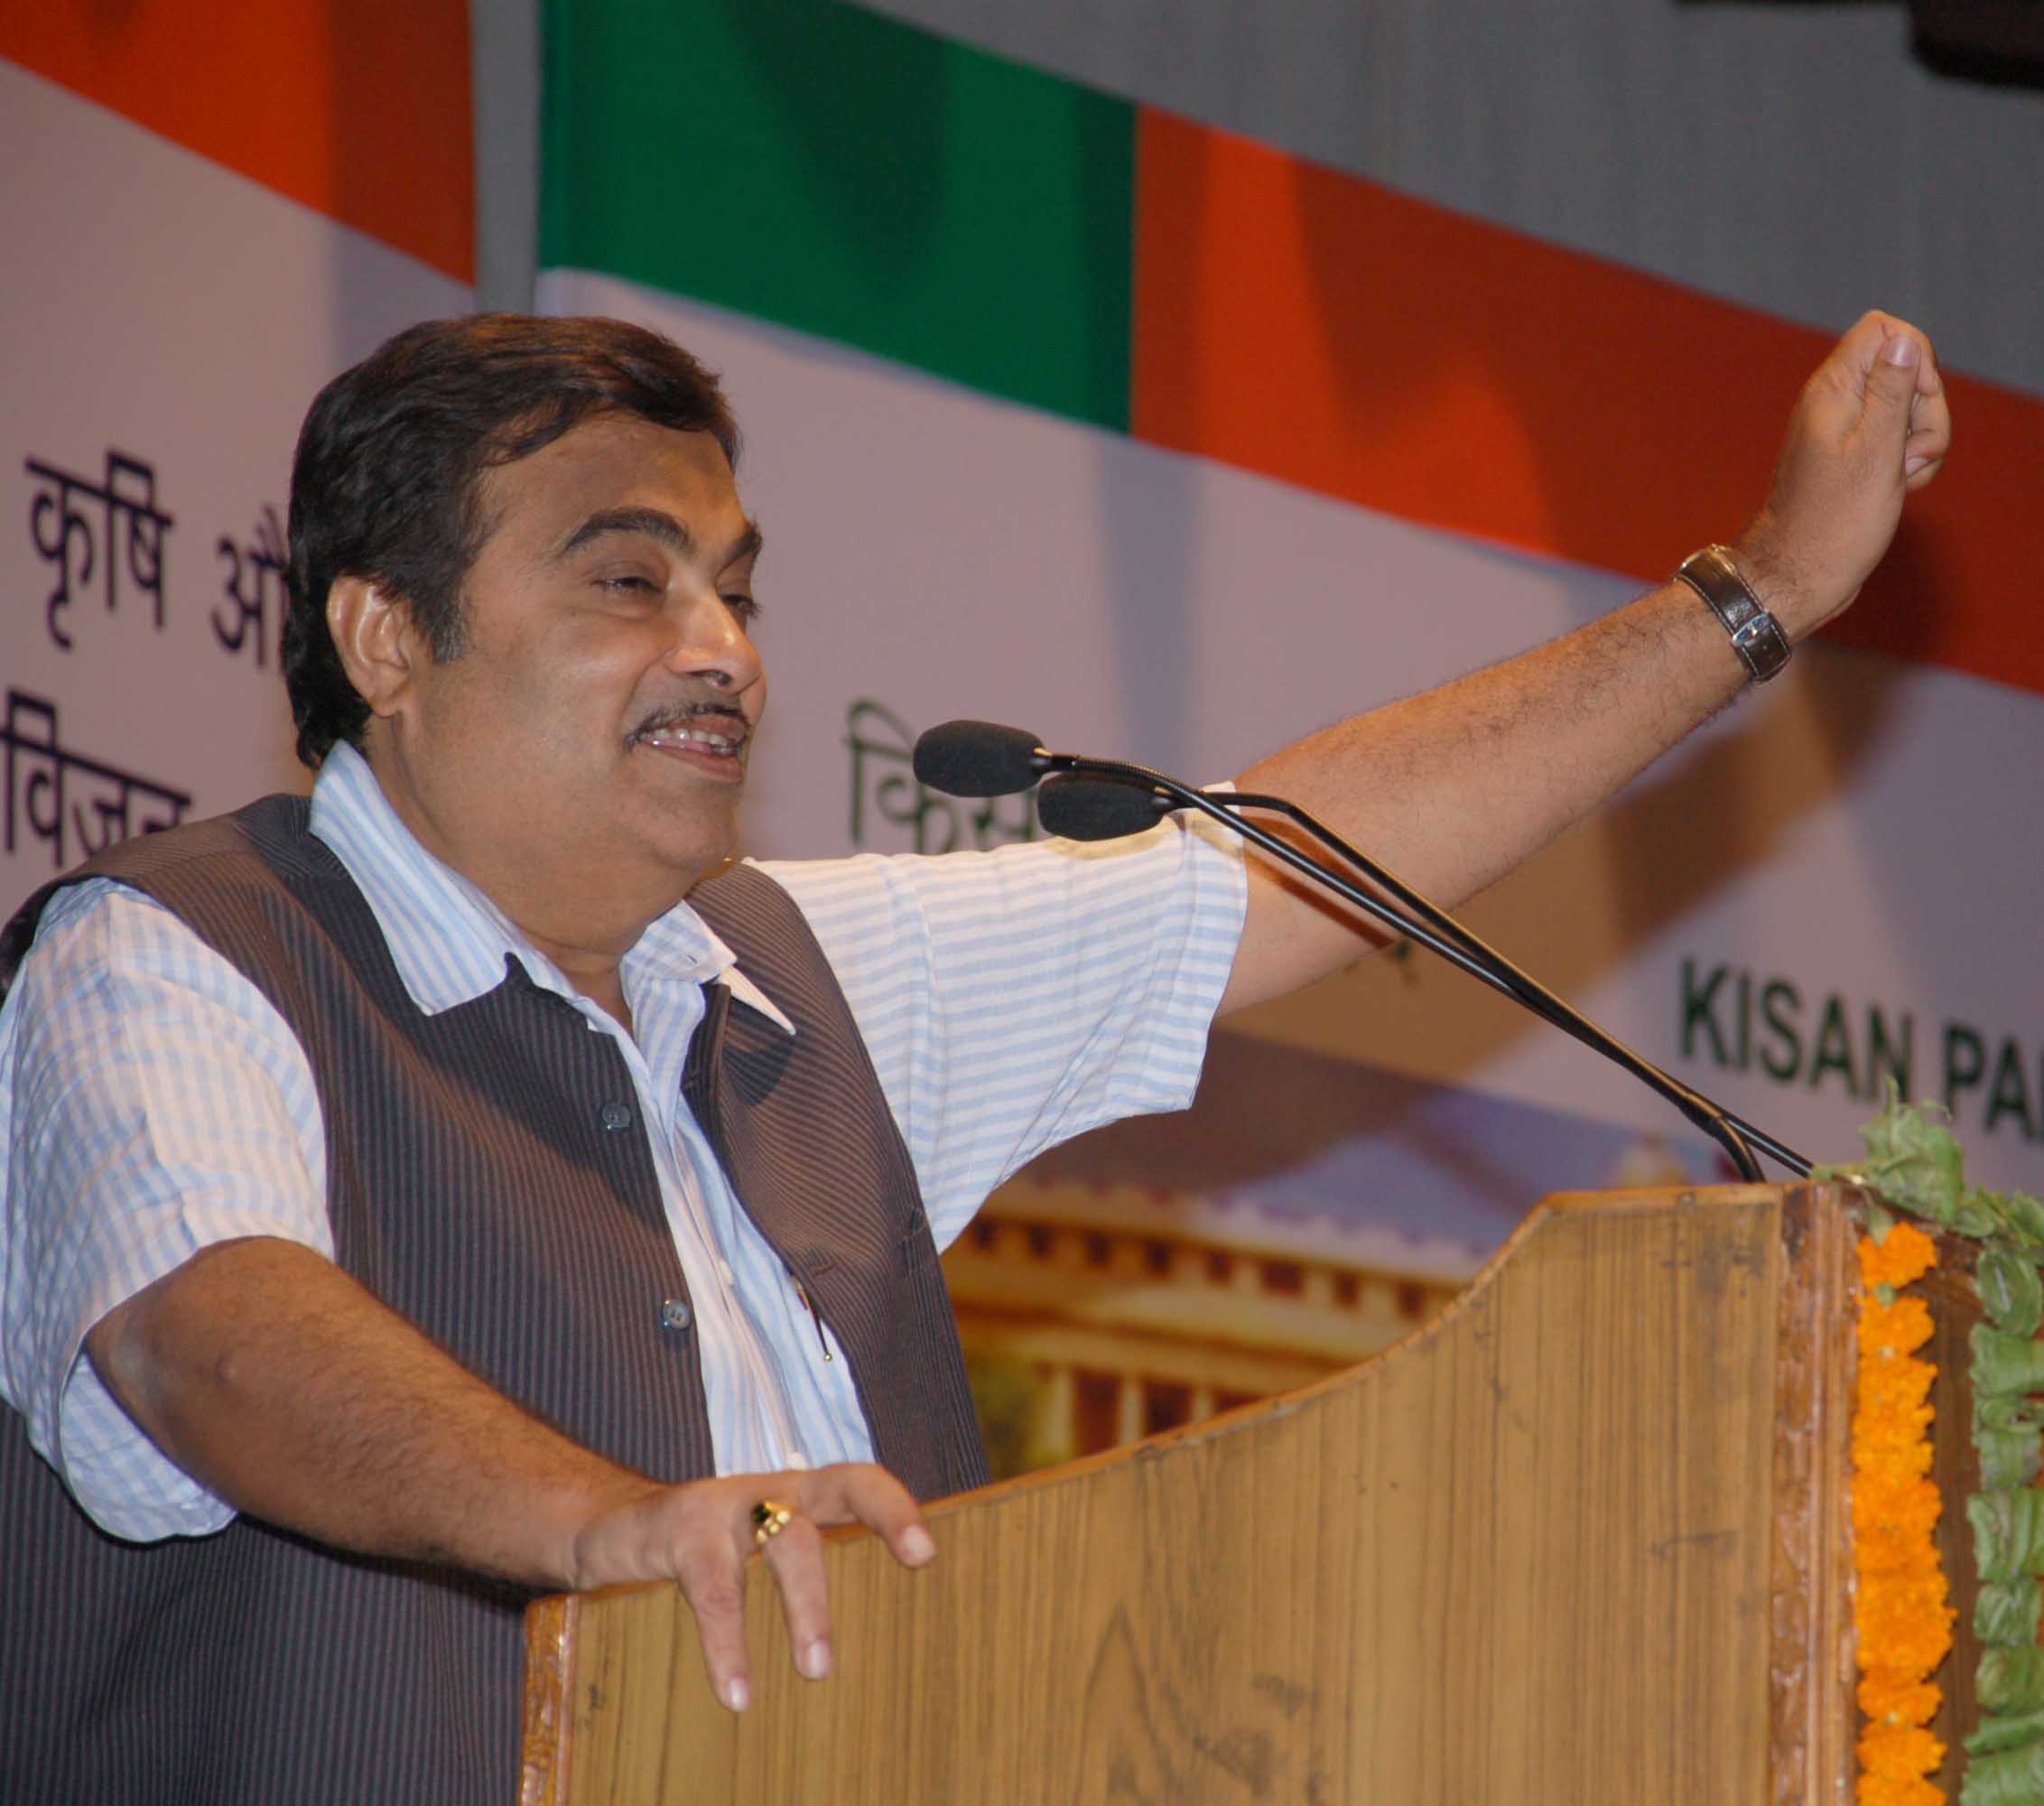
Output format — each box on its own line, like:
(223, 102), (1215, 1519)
(625, 702), (751, 747)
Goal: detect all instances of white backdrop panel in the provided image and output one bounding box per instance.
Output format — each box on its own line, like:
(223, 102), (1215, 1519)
(1, 61), (469, 917)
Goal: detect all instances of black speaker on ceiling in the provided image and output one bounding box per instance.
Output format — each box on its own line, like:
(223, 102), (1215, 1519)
(1909, 0), (2044, 86)
(1679, 0), (2044, 88)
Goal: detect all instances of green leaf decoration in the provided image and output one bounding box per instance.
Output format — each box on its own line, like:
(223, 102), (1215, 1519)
(1978, 1247), (2044, 1336)
(1981, 1649), (2044, 1717)
(1967, 1709), (2044, 1758)
(1974, 1327), (2044, 1399)
(1980, 1426), (2044, 1490)
(1965, 1189), (2044, 1251)
(1956, 1194), (2009, 1238)
(1978, 1580), (2044, 1647)
(1857, 1086), (1967, 1224)
(1996, 1192), (2044, 1252)
(1961, 1737), (2044, 1805)
(1973, 1489), (2044, 1582)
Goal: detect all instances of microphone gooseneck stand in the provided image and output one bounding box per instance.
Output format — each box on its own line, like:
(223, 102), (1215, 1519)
(915, 722), (1810, 1182)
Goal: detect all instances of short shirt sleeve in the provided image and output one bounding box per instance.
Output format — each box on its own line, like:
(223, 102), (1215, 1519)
(755, 812), (1247, 1252)
(0, 879), (331, 1541)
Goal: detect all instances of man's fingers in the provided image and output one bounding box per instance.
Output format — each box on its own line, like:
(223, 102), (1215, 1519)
(676, 1542), (756, 1713)
(800, 1463), (936, 1568)
(575, 1467), (934, 1713)
(650, 1466), (934, 1710)
(758, 1514), (836, 1680)
(1804, 312), (1944, 507)
(1904, 387), (1954, 486)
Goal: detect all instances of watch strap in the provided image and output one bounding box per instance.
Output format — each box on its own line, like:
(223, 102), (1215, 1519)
(1673, 544), (1791, 684)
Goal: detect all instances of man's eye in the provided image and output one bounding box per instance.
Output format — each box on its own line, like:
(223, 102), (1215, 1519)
(724, 594), (762, 626)
(599, 575), (658, 595)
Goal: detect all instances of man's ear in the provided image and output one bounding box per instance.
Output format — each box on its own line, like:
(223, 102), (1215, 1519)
(326, 577), (420, 722)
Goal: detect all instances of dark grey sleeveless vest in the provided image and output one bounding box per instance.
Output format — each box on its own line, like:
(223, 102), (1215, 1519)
(0, 796), (988, 1805)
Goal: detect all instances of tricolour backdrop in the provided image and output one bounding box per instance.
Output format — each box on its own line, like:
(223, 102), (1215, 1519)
(539, 0), (2044, 1242)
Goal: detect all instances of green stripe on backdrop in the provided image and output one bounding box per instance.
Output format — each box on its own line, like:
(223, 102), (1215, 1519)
(542, 0), (1134, 430)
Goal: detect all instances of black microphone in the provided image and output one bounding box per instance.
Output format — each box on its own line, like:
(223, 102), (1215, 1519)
(1036, 775), (1173, 841)
(911, 720), (1053, 797)
(910, 717), (1810, 1181)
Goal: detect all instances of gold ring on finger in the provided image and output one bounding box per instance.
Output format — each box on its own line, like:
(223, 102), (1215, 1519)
(751, 1499), (795, 1550)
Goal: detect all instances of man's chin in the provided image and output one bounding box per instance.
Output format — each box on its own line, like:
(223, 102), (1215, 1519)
(654, 809), (744, 889)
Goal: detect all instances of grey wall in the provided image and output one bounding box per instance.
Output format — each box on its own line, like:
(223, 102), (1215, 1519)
(471, 0), (541, 313)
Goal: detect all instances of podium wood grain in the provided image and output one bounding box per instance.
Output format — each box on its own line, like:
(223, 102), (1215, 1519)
(523, 1185), (1869, 1804)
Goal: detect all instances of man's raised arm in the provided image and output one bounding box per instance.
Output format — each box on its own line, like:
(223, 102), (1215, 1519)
(1219, 311), (1951, 1017)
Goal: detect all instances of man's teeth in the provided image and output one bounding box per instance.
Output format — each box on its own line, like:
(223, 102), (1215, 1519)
(644, 723), (741, 753)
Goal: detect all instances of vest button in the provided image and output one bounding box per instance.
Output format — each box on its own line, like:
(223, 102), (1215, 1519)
(660, 1298), (693, 1331)
(599, 1101), (633, 1132)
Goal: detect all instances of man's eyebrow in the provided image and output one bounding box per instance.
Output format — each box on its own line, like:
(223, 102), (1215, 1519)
(555, 507), (692, 560)
(554, 508), (763, 570)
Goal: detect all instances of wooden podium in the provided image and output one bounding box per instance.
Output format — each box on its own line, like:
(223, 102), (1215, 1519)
(520, 1183), (1976, 1803)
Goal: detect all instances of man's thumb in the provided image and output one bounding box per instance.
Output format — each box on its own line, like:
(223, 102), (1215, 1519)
(1866, 331), (1922, 414)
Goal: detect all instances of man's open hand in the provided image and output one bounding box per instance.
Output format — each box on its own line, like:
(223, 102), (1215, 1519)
(86, 1240), (934, 1719)
(564, 1463), (935, 1713)
(1736, 309), (1952, 638)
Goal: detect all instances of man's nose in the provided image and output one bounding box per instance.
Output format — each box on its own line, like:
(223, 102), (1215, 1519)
(666, 590), (763, 693)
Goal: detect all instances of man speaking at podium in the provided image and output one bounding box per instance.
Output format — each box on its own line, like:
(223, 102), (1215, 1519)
(0, 310), (1946, 1801)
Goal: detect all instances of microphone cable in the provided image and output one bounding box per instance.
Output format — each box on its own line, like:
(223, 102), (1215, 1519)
(917, 722), (1807, 1181)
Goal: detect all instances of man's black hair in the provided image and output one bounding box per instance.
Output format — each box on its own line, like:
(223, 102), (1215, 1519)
(283, 312), (740, 767)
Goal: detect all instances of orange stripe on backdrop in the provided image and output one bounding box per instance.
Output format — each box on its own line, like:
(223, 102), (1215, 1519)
(2, 1), (473, 283)
(1132, 109), (2044, 699)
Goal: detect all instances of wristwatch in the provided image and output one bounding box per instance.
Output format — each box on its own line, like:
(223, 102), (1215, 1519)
(1673, 545), (1792, 684)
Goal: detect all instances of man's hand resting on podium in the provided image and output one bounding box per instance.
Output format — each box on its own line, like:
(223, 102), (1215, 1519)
(564, 1463), (936, 1712)
(86, 1234), (934, 1713)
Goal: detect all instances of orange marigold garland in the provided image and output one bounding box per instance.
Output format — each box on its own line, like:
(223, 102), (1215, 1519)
(1854, 1221), (1954, 1806)
(1826, 1093), (2044, 1803)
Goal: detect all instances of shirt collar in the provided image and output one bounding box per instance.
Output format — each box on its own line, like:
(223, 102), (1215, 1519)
(305, 742), (794, 1034)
